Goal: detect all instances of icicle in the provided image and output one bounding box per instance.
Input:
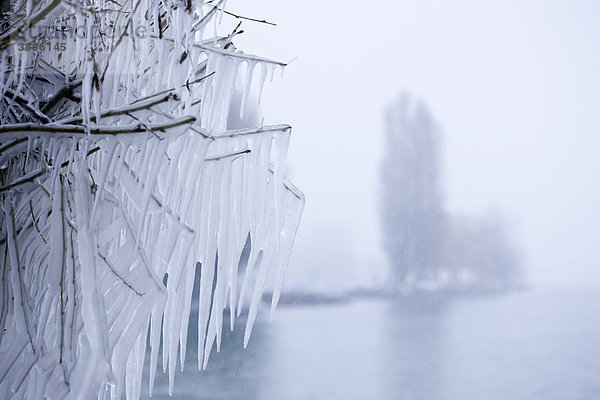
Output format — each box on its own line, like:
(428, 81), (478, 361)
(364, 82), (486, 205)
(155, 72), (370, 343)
(271, 178), (305, 319)
(257, 63), (269, 104)
(213, 160), (234, 349)
(218, 0), (228, 23)
(240, 61), (256, 120)
(243, 250), (265, 348)
(197, 163), (219, 369)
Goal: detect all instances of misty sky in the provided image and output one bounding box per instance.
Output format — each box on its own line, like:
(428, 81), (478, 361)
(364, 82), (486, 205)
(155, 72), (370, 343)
(232, 0), (600, 288)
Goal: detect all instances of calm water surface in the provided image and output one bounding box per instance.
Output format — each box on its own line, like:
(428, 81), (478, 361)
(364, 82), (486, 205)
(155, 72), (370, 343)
(144, 288), (600, 399)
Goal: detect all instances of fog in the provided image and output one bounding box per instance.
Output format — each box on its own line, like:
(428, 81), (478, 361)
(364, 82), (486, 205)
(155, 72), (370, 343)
(3, 2), (599, 398)
(234, 0), (600, 289)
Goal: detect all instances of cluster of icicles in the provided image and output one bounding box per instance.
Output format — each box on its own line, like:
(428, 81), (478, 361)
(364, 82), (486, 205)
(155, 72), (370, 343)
(0, 1), (304, 399)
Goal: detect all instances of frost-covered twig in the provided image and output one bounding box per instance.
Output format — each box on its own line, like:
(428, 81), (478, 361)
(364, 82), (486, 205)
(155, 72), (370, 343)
(213, 124), (291, 138)
(192, 41), (287, 67)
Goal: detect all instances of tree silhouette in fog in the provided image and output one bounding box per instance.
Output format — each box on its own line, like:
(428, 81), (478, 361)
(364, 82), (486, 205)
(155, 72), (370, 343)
(380, 94), (444, 287)
(381, 93), (522, 292)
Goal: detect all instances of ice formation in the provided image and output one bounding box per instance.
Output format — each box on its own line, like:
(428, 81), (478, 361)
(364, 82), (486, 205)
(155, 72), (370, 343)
(0, 1), (304, 399)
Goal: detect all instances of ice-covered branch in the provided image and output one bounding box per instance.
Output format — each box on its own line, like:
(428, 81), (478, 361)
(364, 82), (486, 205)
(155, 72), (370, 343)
(56, 93), (179, 125)
(0, 167), (47, 192)
(0, 116), (196, 137)
(41, 79), (83, 116)
(192, 42), (288, 67)
(213, 124), (292, 138)
(2, 88), (52, 123)
(0, 1), (304, 399)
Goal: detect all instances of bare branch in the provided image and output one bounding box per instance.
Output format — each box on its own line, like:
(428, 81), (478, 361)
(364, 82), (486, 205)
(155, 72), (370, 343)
(222, 9), (277, 26)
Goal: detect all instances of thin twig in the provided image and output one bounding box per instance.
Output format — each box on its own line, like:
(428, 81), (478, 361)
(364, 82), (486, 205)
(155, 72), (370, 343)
(151, 33), (286, 67)
(206, 148), (250, 161)
(2, 88), (52, 123)
(0, 245), (9, 334)
(154, 111), (212, 139)
(5, 203), (37, 354)
(0, 147), (101, 193)
(212, 124), (291, 138)
(204, 0), (276, 26)
(56, 93), (177, 125)
(191, 42), (287, 67)
(97, 251), (145, 296)
(29, 200), (47, 244)
(125, 113), (164, 140)
(222, 9), (276, 26)
(119, 162), (195, 234)
(0, 168), (48, 192)
(59, 173), (66, 364)
(0, 136), (28, 156)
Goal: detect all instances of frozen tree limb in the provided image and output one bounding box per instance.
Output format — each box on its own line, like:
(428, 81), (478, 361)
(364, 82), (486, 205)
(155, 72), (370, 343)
(41, 80), (83, 116)
(192, 42), (287, 67)
(2, 88), (52, 123)
(0, 167), (47, 192)
(0, 1), (304, 399)
(0, 116), (196, 136)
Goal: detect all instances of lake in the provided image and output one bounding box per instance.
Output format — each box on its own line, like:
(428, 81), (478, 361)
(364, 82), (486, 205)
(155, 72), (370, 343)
(144, 287), (600, 399)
